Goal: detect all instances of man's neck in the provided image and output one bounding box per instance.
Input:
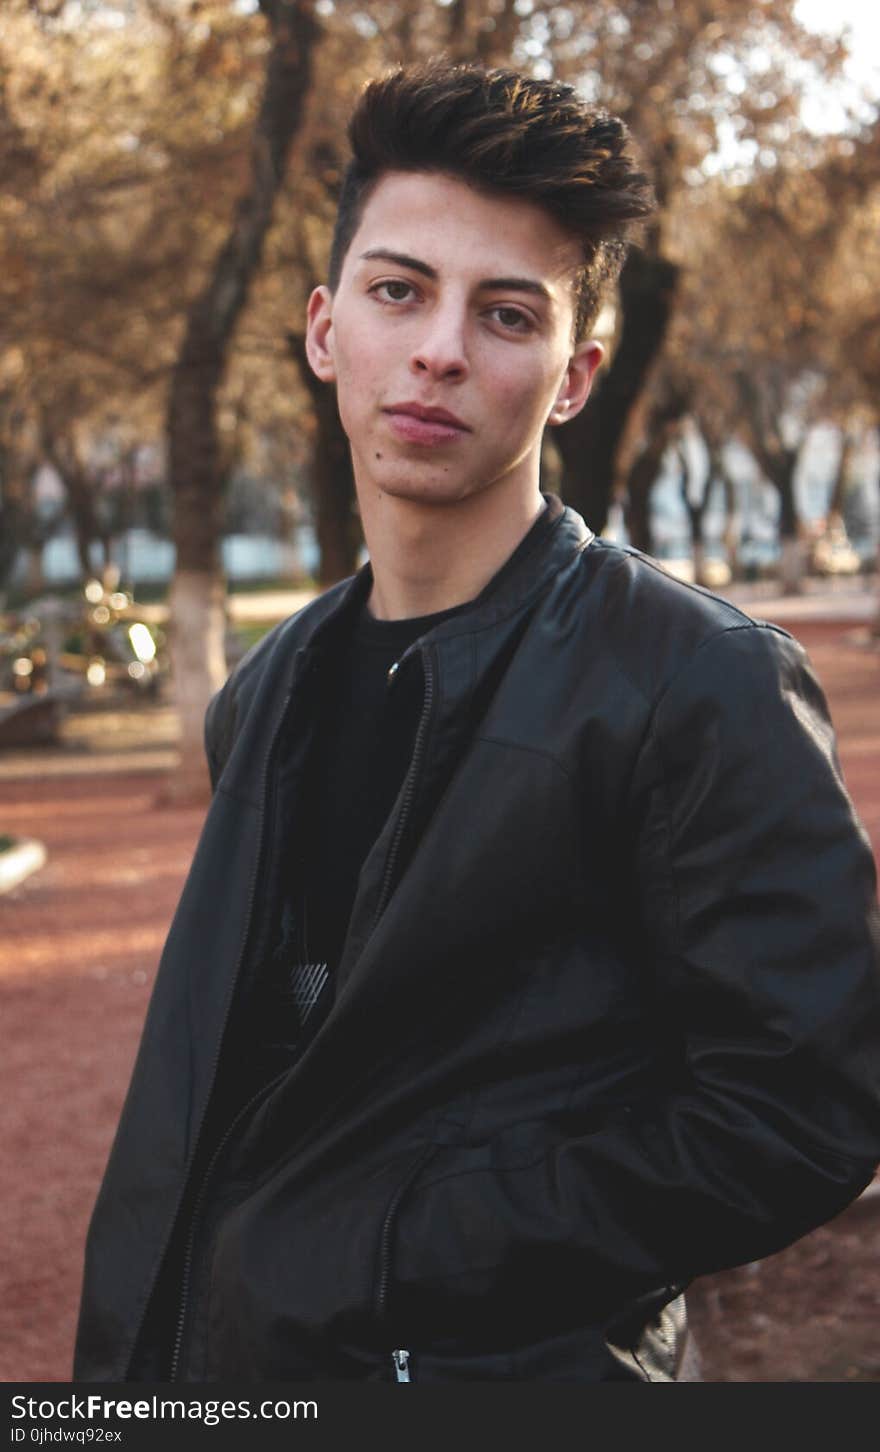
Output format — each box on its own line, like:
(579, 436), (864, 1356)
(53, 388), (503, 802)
(360, 483), (545, 621)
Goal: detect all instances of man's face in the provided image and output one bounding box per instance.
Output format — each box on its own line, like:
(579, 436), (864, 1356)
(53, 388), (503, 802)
(306, 171), (603, 511)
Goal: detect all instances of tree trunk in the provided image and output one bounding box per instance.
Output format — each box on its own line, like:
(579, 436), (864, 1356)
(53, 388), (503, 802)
(61, 469), (100, 580)
(714, 453), (741, 582)
(0, 403), (34, 597)
(692, 536), (707, 587)
(0, 498), (21, 597)
(551, 249), (679, 532)
(828, 430), (854, 521)
(679, 443), (712, 586)
(165, 569), (229, 800)
(734, 370), (805, 595)
(623, 382), (690, 556)
(0, 445), (46, 599)
(26, 543), (44, 598)
(39, 420), (104, 583)
(774, 462), (804, 594)
(778, 537), (804, 595)
(624, 433), (667, 555)
(684, 500), (708, 583)
(287, 331), (360, 585)
(315, 440), (360, 586)
(164, 0), (319, 804)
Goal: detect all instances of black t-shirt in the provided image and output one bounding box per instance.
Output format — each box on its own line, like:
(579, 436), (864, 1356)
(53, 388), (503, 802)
(304, 597), (474, 964)
(259, 595), (472, 1070)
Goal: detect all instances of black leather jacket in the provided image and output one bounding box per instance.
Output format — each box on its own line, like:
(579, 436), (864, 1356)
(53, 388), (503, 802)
(74, 498), (880, 1383)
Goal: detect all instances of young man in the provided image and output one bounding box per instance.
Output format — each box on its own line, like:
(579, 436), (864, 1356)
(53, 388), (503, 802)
(75, 62), (880, 1384)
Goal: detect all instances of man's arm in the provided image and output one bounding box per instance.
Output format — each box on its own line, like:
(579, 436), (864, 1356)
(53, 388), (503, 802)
(612, 622), (880, 1281)
(399, 624), (880, 1314)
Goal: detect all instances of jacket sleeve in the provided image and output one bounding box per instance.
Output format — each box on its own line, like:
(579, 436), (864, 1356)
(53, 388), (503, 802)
(203, 614), (301, 792)
(612, 625), (880, 1270)
(405, 624), (880, 1313)
(204, 676), (237, 794)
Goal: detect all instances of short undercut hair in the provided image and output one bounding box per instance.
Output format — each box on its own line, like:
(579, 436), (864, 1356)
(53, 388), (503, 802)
(328, 60), (655, 340)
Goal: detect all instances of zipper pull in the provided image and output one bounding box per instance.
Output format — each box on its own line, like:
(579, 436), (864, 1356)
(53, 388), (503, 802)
(392, 1348), (411, 1383)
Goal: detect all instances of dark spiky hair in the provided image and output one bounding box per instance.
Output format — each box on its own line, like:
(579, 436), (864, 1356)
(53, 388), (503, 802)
(328, 60), (655, 339)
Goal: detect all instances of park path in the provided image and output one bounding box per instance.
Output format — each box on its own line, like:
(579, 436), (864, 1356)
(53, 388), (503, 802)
(0, 614), (878, 1382)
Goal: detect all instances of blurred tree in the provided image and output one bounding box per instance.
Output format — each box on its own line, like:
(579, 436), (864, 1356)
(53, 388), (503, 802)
(695, 411), (742, 582)
(287, 324), (360, 584)
(0, 0), (231, 583)
(38, 412), (112, 579)
(675, 431), (722, 588)
(667, 114), (880, 589)
(0, 0), (319, 792)
(267, 0), (851, 575)
(4, 0), (879, 776)
(0, 394), (42, 600)
(815, 126), (880, 615)
(622, 369), (691, 555)
(538, 0), (856, 536)
(165, 0), (320, 799)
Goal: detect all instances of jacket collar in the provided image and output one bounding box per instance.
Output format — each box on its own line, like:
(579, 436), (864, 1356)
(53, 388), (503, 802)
(296, 494), (593, 655)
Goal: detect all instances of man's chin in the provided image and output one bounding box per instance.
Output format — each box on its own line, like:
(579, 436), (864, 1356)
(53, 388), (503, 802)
(372, 475), (484, 508)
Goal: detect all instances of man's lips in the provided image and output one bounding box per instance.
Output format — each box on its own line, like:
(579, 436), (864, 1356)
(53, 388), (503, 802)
(386, 402), (469, 427)
(383, 402), (470, 444)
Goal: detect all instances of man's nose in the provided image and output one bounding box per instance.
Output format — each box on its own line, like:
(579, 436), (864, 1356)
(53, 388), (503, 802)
(410, 304), (469, 381)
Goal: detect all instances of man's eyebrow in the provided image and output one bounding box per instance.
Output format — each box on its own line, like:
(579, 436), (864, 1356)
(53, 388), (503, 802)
(359, 248), (437, 279)
(480, 276), (553, 303)
(358, 249), (553, 303)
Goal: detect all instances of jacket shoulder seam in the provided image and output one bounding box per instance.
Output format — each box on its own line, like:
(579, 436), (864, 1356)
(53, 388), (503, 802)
(590, 539), (792, 632)
(643, 620), (787, 724)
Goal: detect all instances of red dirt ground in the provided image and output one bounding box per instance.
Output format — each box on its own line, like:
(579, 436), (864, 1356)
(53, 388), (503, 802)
(1, 617), (879, 1383)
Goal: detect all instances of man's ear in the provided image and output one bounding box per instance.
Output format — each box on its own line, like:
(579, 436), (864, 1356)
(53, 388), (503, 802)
(305, 285), (336, 383)
(547, 339), (605, 426)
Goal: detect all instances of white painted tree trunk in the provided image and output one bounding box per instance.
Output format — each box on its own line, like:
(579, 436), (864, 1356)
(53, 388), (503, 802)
(165, 568), (228, 802)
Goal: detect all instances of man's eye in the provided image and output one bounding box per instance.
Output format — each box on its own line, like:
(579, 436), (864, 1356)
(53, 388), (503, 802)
(370, 280), (415, 303)
(491, 306), (532, 332)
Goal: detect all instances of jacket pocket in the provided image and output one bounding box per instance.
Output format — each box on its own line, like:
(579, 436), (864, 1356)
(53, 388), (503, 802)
(203, 1139), (442, 1379)
(375, 1138), (510, 1381)
(381, 1127), (559, 1359)
(381, 1114), (681, 1373)
(387, 1345), (517, 1382)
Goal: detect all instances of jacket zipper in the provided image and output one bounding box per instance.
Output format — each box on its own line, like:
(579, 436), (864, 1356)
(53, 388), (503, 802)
(392, 1348), (411, 1382)
(372, 644), (435, 927)
(120, 654), (305, 1380)
(375, 1140), (438, 1385)
(372, 646), (437, 1386)
(169, 1066), (289, 1380)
